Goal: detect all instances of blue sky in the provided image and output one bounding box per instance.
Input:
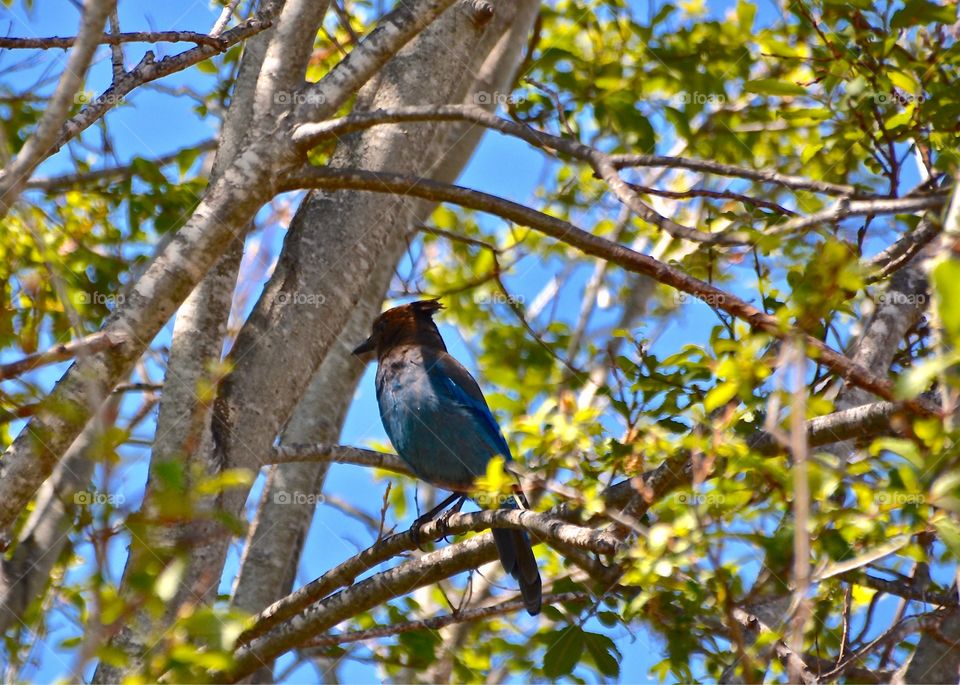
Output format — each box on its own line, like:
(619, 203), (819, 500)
(0, 0), (937, 682)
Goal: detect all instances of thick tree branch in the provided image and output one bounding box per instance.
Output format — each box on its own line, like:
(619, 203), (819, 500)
(293, 0), (462, 125)
(302, 591), (590, 649)
(236, 508), (617, 647)
(292, 104), (920, 245)
(227, 510), (612, 680)
(0, 0), (465, 542)
(280, 166), (935, 413)
(292, 104), (865, 198)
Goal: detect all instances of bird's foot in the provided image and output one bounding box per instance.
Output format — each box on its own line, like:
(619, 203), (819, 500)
(409, 494), (466, 549)
(410, 514), (431, 550)
(435, 498), (466, 542)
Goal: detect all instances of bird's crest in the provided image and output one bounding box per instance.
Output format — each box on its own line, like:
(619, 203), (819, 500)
(354, 299), (447, 356)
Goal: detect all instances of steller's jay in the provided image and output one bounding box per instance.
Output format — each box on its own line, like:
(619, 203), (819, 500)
(353, 299), (542, 615)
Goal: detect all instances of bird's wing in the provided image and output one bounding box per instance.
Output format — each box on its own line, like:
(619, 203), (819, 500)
(426, 351), (513, 461)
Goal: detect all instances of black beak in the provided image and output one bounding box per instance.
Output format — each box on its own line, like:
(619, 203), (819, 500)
(352, 336), (375, 356)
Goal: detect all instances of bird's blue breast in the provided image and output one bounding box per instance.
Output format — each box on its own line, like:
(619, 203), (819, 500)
(375, 346), (512, 491)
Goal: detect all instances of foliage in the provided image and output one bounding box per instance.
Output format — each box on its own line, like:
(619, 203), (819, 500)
(1, 0), (959, 682)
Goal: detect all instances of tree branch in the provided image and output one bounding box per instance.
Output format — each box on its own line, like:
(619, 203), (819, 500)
(271, 443), (412, 475)
(0, 30), (238, 50)
(280, 166), (936, 413)
(302, 591), (590, 649)
(292, 104), (902, 245)
(0, 0), (116, 217)
(51, 11), (276, 157)
(25, 140), (216, 192)
(291, 104), (864, 197)
(226, 508), (609, 680)
(0, 331), (120, 381)
(769, 195), (947, 237)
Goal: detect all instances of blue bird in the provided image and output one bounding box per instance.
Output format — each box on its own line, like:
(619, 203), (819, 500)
(353, 299), (542, 615)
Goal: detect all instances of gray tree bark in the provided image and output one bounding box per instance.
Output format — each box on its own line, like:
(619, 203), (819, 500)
(228, 7), (537, 681)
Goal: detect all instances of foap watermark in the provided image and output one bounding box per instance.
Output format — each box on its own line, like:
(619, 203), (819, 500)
(75, 90), (125, 106)
(877, 292), (926, 306)
(673, 91), (726, 107)
(475, 292), (525, 306)
(276, 291), (326, 308)
(876, 492), (925, 506)
(273, 490), (326, 505)
(871, 91), (927, 107)
(274, 90), (327, 106)
(74, 490), (125, 506)
(474, 492), (515, 507)
(473, 91), (525, 107)
(75, 291), (125, 308)
(675, 492), (725, 506)
(674, 291), (726, 307)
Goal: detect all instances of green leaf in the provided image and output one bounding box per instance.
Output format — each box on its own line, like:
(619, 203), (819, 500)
(933, 258), (960, 345)
(889, 70), (921, 95)
(584, 631), (621, 677)
(704, 381), (738, 412)
(891, 0), (956, 28)
(544, 627), (585, 678)
(895, 353), (960, 398)
(935, 518), (960, 560)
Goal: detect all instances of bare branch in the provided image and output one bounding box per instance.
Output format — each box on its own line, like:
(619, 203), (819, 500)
(292, 104), (863, 197)
(612, 154), (862, 197)
(867, 213), (942, 281)
(51, 11), (276, 157)
(25, 140), (217, 192)
(295, 104), (889, 245)
(823, 611), (946, 680)
(0, 30), (232, 50)
(210, 0), (244, 36)
(731, 608), (821, 685)
(770, 195), (947, 236)
(271, 443), (412, 475)
(0, 0), (116, 217)
(0, 331), (120, 381)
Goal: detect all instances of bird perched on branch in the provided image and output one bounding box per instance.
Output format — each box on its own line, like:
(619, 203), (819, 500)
(353, 299), (541, 615)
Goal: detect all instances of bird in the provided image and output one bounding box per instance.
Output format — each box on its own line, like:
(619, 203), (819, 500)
(353, 299), (542, 615)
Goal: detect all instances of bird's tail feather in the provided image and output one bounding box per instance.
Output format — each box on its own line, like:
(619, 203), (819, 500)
(492, 496), (541, 615)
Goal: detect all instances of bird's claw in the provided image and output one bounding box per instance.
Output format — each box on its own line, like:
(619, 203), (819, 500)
(410, 514), (433, 550)
(410, 499), (463, 549)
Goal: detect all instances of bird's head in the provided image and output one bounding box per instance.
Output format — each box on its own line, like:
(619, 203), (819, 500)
(352, 299), (447, 359)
